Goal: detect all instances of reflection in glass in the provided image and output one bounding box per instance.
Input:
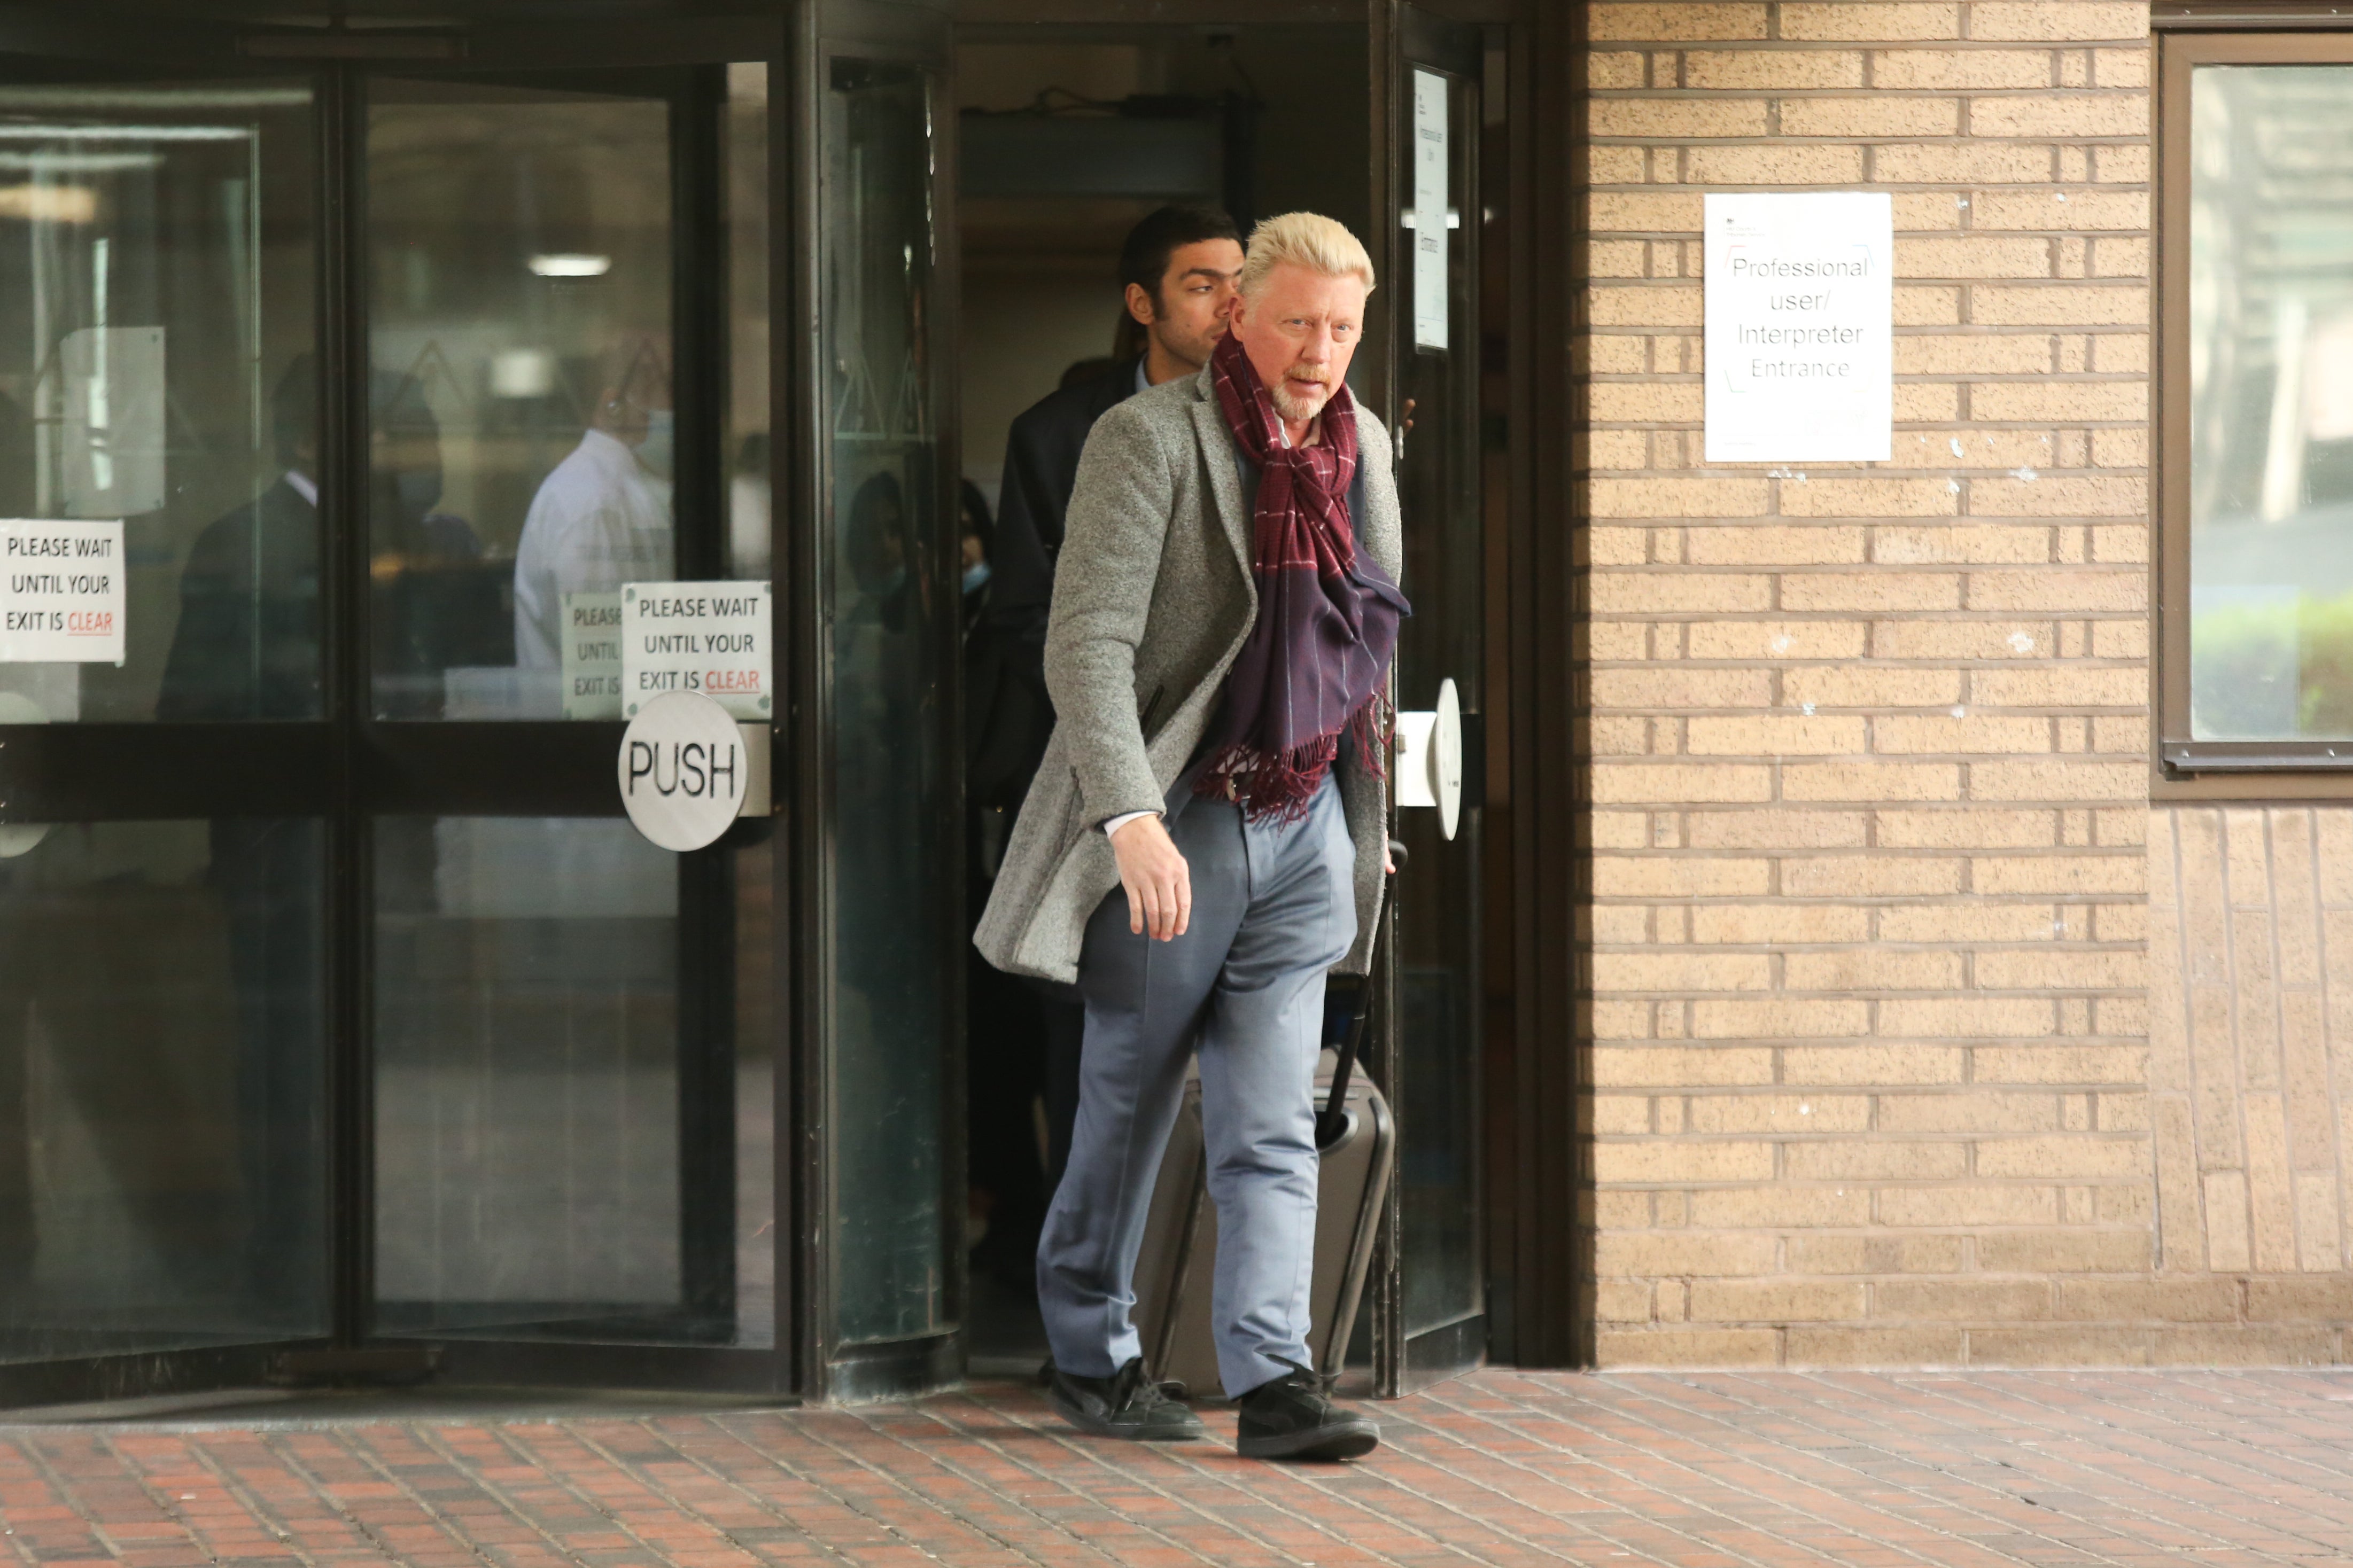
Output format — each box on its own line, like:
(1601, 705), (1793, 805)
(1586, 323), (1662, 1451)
(372, 816), (770, 1346)
(2189, 66), (2353, 739)
(0, 820), (325, 1362)
(727, 63), (774, 585)
(825, 59), (952, 1346)
(0, 83), (316, 723)
(366, 79), (674, 719)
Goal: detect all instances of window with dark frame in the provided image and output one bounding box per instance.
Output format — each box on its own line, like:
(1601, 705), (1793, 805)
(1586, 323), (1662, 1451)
(2162, 27), (2353, 773)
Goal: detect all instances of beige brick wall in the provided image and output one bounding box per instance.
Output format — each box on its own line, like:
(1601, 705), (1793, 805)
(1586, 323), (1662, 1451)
(1575, 0), (2348, 1365)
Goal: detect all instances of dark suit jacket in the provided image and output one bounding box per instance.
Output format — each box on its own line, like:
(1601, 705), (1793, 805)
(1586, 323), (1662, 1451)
(970, 362), (1140, 814)
(157, 479), (496, 722)
(987, 361), (1139, 637)
(157, 479), (322, 722)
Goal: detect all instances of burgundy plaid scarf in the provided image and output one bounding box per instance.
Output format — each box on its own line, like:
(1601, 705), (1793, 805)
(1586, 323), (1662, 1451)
(1195, 330), (1410, 823)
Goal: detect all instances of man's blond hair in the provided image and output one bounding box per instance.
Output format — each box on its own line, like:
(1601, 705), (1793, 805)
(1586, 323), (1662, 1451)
(1237, 212), (1376, 299)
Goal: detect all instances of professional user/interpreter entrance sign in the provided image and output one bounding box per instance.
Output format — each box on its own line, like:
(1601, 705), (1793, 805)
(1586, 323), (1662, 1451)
(619, 579), (772, 721)
(1704, 192), (1892, 464)
(0, 519), (125, 665)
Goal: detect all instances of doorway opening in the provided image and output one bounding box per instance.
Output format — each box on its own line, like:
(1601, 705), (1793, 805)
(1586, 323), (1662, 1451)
(946, 9), (1496, 1382)
(947, 21), (1377, 1376)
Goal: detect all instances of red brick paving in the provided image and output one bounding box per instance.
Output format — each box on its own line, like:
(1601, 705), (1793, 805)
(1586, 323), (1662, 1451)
(3, 1369), (2351, 1566)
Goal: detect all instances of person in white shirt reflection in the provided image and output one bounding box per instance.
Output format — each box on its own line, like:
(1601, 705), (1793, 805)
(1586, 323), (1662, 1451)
(512, 336), (676, 671)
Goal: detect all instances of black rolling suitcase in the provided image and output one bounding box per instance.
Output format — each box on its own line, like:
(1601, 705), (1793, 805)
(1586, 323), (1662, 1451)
(1131, 872), (1396, 1399)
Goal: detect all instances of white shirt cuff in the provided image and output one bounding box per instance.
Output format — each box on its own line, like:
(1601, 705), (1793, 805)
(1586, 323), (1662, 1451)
(1102, 809), (1159, 838)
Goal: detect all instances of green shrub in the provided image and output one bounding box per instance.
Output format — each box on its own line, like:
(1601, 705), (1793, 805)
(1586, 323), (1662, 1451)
(2193, 589), (2353, 737)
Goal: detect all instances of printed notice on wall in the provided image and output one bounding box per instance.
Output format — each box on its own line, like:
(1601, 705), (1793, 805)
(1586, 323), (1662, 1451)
(560, 590), (625, 720)
(1412, 68), (1449, 352)
(620, 580), (772, 721)
(1704, 192), (1892, 464)
(0, 520), (125, 665)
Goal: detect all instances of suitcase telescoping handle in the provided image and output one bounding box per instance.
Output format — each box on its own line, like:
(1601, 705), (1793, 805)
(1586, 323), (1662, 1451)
(1316, 839), (1405, 1150)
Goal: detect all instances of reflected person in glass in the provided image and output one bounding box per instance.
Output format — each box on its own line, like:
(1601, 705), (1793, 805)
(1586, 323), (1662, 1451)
(158, 356), (484, 723)
(156, 359), (331, 723)
(512, 335), (676, 673)
(835, 470), (927, 926)
(0, 829), (251, 1330)
(369, 370), (501, 719)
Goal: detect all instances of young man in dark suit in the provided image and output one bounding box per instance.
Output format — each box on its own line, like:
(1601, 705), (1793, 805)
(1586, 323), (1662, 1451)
(988, 205), (1247, 649)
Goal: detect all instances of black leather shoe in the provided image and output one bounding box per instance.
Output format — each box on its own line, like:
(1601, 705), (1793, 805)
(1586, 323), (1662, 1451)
(1236, 1360), (1380, 1461)
(1044, 1356), (1206, 1441)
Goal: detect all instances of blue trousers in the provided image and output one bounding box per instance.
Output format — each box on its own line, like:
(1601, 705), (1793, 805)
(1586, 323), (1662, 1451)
(1036, 769), (1357, 1398)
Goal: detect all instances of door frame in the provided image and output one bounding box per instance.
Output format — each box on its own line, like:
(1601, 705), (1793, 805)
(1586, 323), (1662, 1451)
(0, 11), (341, 1409)
(931, 0), (1566, 1383)
(1500, 0), (1581, 1371)
(0, 3), (822, 1407)
(791, 0), (965, 1407)
(1369, 0), (1582, 1378)
(329, 12), (796, 1399)
(1373, 0), (1589, 1379)
(1368, 0), (1492, 1398)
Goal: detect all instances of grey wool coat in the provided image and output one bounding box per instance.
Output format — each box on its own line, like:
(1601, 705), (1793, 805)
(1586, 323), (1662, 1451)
(973, 362), (1402, 985)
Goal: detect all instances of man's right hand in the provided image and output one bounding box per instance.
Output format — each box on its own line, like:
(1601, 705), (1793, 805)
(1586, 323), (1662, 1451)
(1111, 814), (1191, 941)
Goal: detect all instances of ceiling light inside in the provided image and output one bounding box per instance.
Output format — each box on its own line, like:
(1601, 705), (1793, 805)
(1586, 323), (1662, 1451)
(529, 253), (610, 278)
(0, 185), (97, 223)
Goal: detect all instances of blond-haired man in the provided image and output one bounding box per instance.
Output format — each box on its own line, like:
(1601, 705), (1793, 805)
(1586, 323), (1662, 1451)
(976, 213), (1408, 1460)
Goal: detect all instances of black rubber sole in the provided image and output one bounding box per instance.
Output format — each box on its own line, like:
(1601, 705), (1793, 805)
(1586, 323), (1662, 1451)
(1045, 1382), (1206, 1442)
(1236, 1419), (1381, 1461)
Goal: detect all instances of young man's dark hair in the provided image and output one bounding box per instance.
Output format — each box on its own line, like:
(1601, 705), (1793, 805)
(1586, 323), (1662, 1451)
(1112, 205), (1243, 362)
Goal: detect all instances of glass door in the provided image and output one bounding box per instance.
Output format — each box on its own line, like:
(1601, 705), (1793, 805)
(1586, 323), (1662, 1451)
(798, 0), (962, 1403)
(0, 2), (974, 1409)
(1377, 4), (1488, 1394)
(347, 26), (786, 1382)
(0, 38), (336, 1402)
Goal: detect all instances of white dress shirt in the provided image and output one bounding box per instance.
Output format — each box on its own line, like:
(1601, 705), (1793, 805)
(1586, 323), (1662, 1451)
(512, 428), (674, 669)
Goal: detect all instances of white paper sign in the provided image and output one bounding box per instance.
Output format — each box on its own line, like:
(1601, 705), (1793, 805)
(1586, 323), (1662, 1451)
(0, 519), (125, 664)
(560, 590), (625, 720)
(620, 580), (772, 720)
(1704, 192), (1893, 463)
(1412, 68), (1449, 352)
(617, 690), (747, 853)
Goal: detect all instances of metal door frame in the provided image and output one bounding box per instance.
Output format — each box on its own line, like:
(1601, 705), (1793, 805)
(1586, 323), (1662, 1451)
(329, 10), (795, 1400)
(0, 1), (814, 1407)
(1365, 0), (1492, 1398)
(791, 0), (965, 1407)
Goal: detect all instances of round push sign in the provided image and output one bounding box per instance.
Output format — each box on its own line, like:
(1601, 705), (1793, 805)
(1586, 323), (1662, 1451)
(618, 690), (745, 852)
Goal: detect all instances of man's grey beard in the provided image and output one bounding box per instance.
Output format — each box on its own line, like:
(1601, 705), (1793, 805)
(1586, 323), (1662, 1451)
(1269, 376), (1331, 425)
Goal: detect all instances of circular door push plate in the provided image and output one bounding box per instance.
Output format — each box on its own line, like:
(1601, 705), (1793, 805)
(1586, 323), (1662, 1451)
(618, 690), (748, 852)
(1434, 677), (1464, 842)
